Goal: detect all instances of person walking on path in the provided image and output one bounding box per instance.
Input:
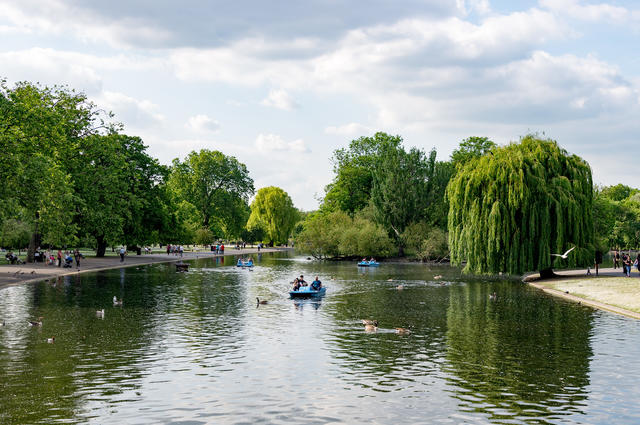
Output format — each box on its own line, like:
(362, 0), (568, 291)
(595, 250), (603, 277)
(623, 254), (632, 277)
(614, 250), (620, 269)
(57, 249), (62, 267)
(119, 246), (126, 262)
(74, 249), (81, 270)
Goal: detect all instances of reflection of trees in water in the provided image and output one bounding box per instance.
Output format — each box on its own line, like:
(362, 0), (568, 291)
(0, 259), (247, 424)
(326, 284), (451, 392)
(444, 282), (593, 423)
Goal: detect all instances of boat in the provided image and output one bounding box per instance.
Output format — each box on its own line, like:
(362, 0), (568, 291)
(357, 261), (379, 267)
(236, 260), (254, 268)
(289, 286), (327, 298)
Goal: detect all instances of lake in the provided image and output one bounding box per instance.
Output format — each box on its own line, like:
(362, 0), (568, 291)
(1, 251), (640, 424)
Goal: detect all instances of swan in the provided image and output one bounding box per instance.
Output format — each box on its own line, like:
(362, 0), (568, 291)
(551, 246), (575, 259)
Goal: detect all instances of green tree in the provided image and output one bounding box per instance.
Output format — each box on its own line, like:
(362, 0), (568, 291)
(295, 211), (352, 259)
(447, 135), (594, 276)
(323, 132), (402, 214)
(168, 149), (254, 233)
(371, 146), (437, 255)
(247, 186), (298, 245)
(0, 219), (31, 251)
(450, 136), (496, 168)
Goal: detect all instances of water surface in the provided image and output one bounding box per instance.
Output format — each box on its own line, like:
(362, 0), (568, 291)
(1, 252), (639, 424)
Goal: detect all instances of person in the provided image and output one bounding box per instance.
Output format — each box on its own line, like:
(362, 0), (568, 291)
(298, 275), (307, 286)
(74, 249), (81, 269)
(166, 244), (171, 255)
(311, 276), (322, 290)
(594, 250), (603, 277)
(179, 245), (184, 257)
(220, 244), (224, 254)
(292, 278), (300, 291)
(624, 254), (631, 277)
(614, 250), (620, 269)
(57, 249), (62, 267)
(119, 246), (126, 262)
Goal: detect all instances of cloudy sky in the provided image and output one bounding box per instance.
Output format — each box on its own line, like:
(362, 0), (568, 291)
(1, 0), (638, 210)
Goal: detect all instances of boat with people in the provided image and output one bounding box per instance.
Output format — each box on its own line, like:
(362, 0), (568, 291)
(357, 259), (380, 267)
(236, 258), (254, 268)
(289, 285), (327, 298)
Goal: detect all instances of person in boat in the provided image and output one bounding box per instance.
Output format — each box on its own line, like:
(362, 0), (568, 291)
(292, 277), (300, 291)
(370, 258), (376, 262)
(237, 259), (243, 266)
(362, 258), (367, 263)
(298, 275), (308, 286)
(311, 276), (322, 290)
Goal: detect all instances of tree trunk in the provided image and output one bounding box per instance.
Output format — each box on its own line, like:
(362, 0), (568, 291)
(96, 236), (107, 257)
(27, 231), (38, 263)
(539, 267), (557, 279)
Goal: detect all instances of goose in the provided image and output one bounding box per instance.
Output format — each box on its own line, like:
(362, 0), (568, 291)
(113, 296), (123, 306)
(395, 328), (411, 335)
(434, 275), (442, 280)
(364, 324), (378, 332)
(29, 317), (43, 326)
(361, 319), (378, 326)
(256, 297), (268, 305)
(47, 337), (55, 343)
(96, 309), (105, 317)
(551, 246), (575, 259)
(396, 285), (404, 291)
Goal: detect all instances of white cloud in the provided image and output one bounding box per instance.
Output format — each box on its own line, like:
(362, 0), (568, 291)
(97, 91), (165, 129)
(255, 133), (310, 153)
(185, 114), (220, 133)
(261, 89), (298, 110)
(539, 0), (629, 22)
(324, 123), (373, 136)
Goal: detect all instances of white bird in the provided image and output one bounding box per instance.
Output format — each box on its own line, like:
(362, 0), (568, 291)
(47, 337), (55, 343)
(551, 247), (575, 259)
(113, 296), (123, 306)
(96, 309), (105, 317)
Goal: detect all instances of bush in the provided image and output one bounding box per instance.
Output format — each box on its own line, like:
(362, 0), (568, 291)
(417, 228), (449, 261)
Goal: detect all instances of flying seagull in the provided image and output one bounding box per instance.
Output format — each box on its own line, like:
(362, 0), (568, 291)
(551, 247), (575, 259)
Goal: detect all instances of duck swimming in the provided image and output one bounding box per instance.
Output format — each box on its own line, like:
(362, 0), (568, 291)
(396, 285), (404, 290)
(29, 317), (43, 326)
(395, 328), (411, 335)
(364, 324), (378, 332)
(47, 337), (55, 343)
(361, 319), (378, 326)
(256, 297), (268, 305)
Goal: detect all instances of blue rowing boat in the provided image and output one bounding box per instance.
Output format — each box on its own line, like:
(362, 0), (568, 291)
(237, 260), (254, 267)
(357, 261), (379, 267)
(289, 286), (327, 298)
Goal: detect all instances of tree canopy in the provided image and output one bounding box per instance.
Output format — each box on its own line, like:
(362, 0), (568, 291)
(247, 186), (298, 245)
(447, 135), (594, 275)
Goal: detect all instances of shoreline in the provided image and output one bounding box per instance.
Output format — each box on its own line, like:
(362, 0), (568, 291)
(524, 267), (640, 320)
(0, 247), (291, 290)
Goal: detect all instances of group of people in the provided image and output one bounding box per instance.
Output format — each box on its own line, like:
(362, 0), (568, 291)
(361, 257), (376, 262)
(210, 244), (225, 255)
(613, 250), (640, 277)
(291, 275), (322, 291)
(166, 244), (184, 257)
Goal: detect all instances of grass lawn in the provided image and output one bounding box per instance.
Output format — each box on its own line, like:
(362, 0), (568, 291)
(542, 276), (640, 314)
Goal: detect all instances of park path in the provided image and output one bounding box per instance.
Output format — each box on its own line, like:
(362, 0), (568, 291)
(0, 247), (290, 289)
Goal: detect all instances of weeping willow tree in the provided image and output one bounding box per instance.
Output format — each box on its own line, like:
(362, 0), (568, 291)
(447, 135), (594, 277)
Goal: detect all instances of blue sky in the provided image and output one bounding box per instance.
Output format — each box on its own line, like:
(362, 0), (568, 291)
(1, 0), (638, 210)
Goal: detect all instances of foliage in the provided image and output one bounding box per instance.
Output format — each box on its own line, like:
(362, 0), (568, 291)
(295, 211), (395, 259)
(323, 132), (402, 214)
(247, 186), (298, 245)
(168, 149), (254, 234)
(0, 219), (31, 249)
(600, 184), (636, 202)
(447, 135), (594, 275)
(371, 145), (437, 255)
(417, 228), (449, 261)
(593, 185), (640, 250)
(194, 228), (214, 246)
(450, 136), (496, 169)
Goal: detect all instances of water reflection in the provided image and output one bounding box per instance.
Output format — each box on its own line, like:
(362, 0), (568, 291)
(444, 282), (593, 423)
(2, 255), (640, 424)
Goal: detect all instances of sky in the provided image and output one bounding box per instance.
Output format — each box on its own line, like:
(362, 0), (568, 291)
(1, 0), (639, 210)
